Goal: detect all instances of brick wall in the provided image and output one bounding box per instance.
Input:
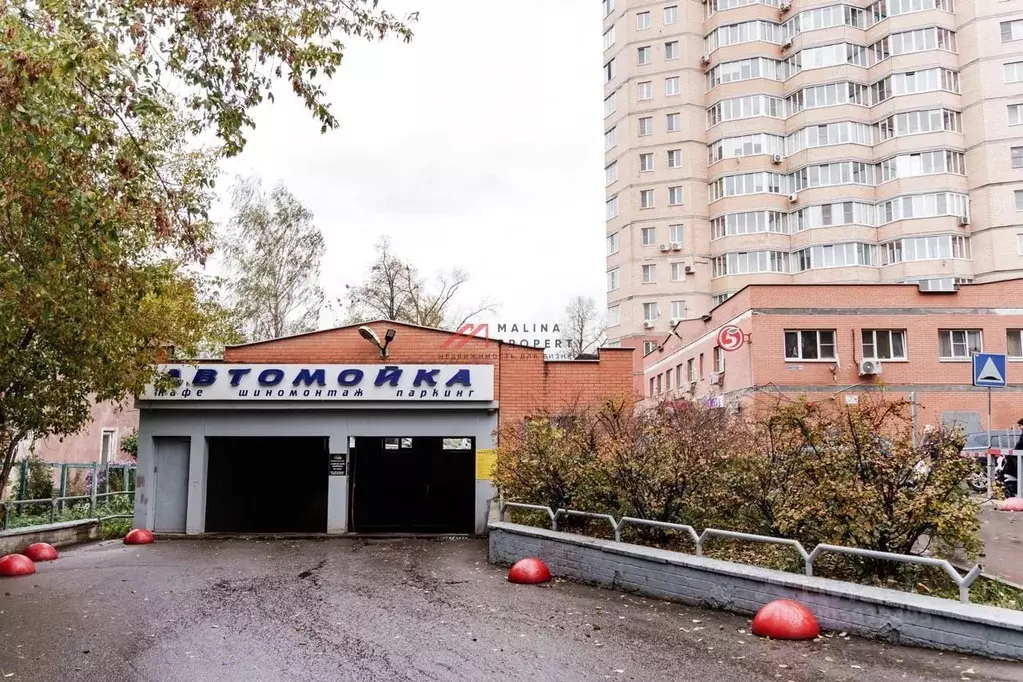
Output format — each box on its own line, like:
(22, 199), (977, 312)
(223, 321), (634, 435)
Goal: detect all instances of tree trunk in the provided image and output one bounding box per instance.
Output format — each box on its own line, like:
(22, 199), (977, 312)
(0, 427), (24, 503)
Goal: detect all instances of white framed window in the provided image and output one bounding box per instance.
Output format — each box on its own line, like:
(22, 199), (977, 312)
(607, 305), (621, 327)
(605, 126), (618, 151)
(938, 329), (981, 359)
(100, 428), (117, 465)
(603, 26), (616, 51)
(603, 0), (614, 17)
(1006, 61), (1023, 83)
(670, 262), (686, 280)
(714, 346), (725, 373)
(1007, 329), (1022, 358)
(641, 226), (656, 245)
(607, 268), (620, 292)
(1002, 20), (1023, 42)
(606, 195), (619, 220)
(605, 161), (618, 185)
(643, 302), (659, 321)
(687, 358), (696, 383)
(640, 152), (654, 171)
(637, 81), (653, 100)
(642, 264), (656, 283)
(666, 112), (681, 132)
(604, 92), (617, 118)
(1018, 233), (1023, 254)
(667, 149), (682, 168)
(1010, 104), (1023, 125)
(639, 116), (653, 136)
(640, 189), (655, 208)
(606, 232), (620, 255)
(664, 5), (678, 24)
(861, 329), (907, 360)
(644, 341), (658, 355)
(665, 77), (681, 96)
(638, 47), (652, 66)
(670, 300), (686, 319)
(665, 368), (673, 390)
(784, 330), (837, 360)
(1013, 147), (1023, 169)
(1016, 189), (1023, 210)
(637, 10), (651, 29)
(604, 58), (616, 83)
(665, 40), (679, 60)
(675, 364), (684, 386)
(669, 224), (684, 242)
(668, 186), (684, 206)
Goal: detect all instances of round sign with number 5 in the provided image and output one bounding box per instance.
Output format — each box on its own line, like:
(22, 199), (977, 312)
(717, 325), (745, 352)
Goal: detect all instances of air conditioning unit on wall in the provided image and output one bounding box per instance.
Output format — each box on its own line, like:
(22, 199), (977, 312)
(643, 320), (655, 329)
(858, 359), (882, 376)
(709, 372), (724, 385)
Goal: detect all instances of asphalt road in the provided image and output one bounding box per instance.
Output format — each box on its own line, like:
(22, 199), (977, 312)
(1, 538), (1021, 682)
(979, 508), (1023, 585)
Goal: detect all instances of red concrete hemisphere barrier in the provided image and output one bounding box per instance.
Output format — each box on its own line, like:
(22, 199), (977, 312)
(0, 554), (36, 577)
(23, 543), (58, 562)
(123, 528), (155, 545)
(751, 599), (820, 640)
(507, 557), (552, 584)
(999, 497), (1023, 512)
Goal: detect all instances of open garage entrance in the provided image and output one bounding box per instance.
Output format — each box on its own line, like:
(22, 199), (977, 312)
(349, 436), (475, 534)
(205, 437), (328, 533)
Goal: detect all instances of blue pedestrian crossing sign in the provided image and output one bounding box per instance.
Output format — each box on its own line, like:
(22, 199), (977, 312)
(973, 353), (1007, 388)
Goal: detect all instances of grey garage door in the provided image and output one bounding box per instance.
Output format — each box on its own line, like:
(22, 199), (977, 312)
(153, 437), (190, 533)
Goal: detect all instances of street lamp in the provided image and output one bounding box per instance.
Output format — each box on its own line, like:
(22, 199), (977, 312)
(358, 326), (397, 358)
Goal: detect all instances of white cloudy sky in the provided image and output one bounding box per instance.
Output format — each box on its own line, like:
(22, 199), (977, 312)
(214, 0), (605, 333)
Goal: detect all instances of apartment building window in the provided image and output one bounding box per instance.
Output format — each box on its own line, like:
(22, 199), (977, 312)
(687, 358), (696, 383)
(605, 161), (618, 185)
(712, 251), (789, 276)
(640, 189), (655, 208)
(714, 346), (725, 373)
(664, 5), (678, 24)
(641, 226), (656, 245)
(665, 77), (681, 96)
(668, 186), (684, 206)
(667, 149), (682, 168)
(656, 374), (663, 394)
(606, 195), (619, 220)
(1019, 233), (1023, 253)
(1005, 61), (1023, 83)
(880, 235), (970, 264)
(645, 341), (659, 355)
(604, 59), (616, 83)
(670, 300), (686, 319)
(675, 364), (684, 386)
(604, 126), (617, 151)
(665, 40), (679, 60)
(1011, 104), (1023, 126)
(644, 302), (659, 321)
(603, 26), (615, 51)
(1013, 147), (1023, 169)
(607, 304), (621, 327)
(938, 329), (981, 359)
(640, 152), (654, 171)
(1007, 329), (1022, 358)
(638, 47), (652, 66)
(666, 112), (681, 132)
(100, 428), (116, 465)
(642, 264), (656, 283)
(1016, 189), (1023, 210)
(607, 268), (620, 292)
(637, 80), (653, 100)
(669, 224), (683, 242)
(862, 329), (907, 360)
(603, 0), (614, 17)
(639, 116), (653, 136)
(637, 11), (651, 29)
(604, 92), (617, 118)
(670, 262), (686, 280)
(1002, 20), (1023, 42)
(784, 330), (837, 361)
(607, 232), (620, 255)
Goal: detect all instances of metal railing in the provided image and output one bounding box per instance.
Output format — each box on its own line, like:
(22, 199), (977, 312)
(1, 491), (134, 531)
(498, 501), (983, 603)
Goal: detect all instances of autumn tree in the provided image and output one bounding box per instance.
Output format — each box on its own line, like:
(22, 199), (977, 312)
(561, 296), (607, 357)
(222, 176), (325, 341)
(0, 0), (414, 497)
(343, 237), (497, 329)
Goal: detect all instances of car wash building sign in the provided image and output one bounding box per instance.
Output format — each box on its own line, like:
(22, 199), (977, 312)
(141, 365), (495, 402)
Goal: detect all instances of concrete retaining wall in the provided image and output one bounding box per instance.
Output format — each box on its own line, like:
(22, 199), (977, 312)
(0, 520), (100, 555)
(488, 520), (1023, 660)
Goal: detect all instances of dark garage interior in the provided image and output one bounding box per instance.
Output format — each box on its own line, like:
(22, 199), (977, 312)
(206, 437), (329, 533)
(350, 436), (475, 534)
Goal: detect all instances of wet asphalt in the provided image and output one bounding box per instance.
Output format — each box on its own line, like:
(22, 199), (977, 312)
(1, 537), (1022, 682)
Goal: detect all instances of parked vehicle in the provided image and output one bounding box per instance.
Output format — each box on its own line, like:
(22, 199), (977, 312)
(960, 430), (1021, 493)
(994, 454), (1019, 498)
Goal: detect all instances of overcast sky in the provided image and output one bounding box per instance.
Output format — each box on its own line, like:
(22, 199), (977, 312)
(215, 0), (605, 337)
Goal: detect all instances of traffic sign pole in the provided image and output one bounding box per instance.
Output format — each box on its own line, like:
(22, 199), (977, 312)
(988, 387), (993, 498)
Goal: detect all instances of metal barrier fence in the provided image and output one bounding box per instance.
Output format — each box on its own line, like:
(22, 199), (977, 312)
(499, 501), (983, 603)
(1, 491), (134, 531)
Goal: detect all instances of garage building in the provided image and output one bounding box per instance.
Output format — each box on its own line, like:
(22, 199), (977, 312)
(133, 321), (632, 535)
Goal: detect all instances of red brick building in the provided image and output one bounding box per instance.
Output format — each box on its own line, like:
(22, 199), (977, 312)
(642, 280), (1023, 434)
(132, 320), (632, 536)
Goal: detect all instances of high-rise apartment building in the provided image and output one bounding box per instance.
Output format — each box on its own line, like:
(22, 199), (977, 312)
(603, 0), (1023, 380)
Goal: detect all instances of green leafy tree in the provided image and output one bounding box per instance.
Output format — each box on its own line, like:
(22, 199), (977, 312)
(0, 0), (414, 497)
(222, 176), (325, 341)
